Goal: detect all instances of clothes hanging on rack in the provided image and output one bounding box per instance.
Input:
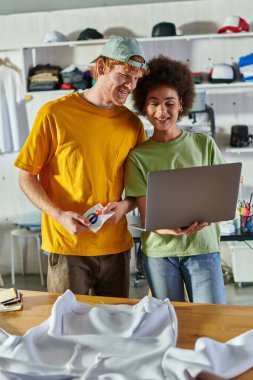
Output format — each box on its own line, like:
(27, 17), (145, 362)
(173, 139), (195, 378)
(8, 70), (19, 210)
(0, 58), (29, 153)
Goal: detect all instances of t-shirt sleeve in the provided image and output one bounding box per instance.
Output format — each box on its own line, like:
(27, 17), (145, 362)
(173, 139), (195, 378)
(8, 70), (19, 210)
(14, 107), (57, 175)
(135, 120), (147, 147)
(209, 137), (226, 165)
(125, 153), (147, 197)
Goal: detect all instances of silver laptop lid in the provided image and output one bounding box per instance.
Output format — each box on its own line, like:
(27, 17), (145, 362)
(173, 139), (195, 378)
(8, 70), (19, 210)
(145, 163), (242, 231)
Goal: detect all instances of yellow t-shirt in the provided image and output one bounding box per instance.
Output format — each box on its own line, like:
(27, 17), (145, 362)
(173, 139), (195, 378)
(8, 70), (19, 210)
(14, 92), (146, 256)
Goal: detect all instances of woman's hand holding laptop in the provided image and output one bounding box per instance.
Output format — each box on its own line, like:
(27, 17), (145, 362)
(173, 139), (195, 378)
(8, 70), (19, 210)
(154, 222), (210, 235)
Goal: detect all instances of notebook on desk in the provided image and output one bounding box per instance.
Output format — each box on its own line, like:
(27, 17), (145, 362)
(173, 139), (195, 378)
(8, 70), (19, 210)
(131, 162), (242, 232)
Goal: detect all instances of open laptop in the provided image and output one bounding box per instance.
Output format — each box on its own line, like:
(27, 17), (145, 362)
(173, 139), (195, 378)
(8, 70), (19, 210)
(131, 162), (242, 231)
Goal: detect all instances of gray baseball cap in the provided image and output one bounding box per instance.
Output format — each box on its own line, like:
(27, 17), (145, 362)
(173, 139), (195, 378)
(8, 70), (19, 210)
(91, 35), (148, 69)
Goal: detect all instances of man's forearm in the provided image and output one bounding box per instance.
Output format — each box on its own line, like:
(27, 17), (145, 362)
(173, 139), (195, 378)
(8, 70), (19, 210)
(18, 170), (90, 235)
(18, 170), (61, 220)
(122, 197), (137, 214)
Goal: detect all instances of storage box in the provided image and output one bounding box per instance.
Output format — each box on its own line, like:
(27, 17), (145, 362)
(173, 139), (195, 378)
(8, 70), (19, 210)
(229, 241), (253, 283)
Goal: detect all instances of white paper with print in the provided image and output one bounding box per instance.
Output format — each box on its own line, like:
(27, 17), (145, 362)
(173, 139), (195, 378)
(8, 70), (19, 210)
(83, 203), (114, 233)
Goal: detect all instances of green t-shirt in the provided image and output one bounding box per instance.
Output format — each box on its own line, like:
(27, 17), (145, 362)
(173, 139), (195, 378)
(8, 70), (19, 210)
(125, 131), (226, 257)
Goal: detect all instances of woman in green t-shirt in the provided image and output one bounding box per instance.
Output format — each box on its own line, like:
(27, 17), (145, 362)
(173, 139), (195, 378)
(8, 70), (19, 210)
(125, 55), (226, 304)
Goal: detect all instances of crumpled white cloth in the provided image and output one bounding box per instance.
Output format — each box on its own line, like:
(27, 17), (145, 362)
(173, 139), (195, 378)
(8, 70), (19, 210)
(0, 290), (252, 379)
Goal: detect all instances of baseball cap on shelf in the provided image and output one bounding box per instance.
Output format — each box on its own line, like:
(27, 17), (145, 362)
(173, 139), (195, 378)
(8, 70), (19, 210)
(43, 31), (68, 43)
(218, 16), (249, 33)
(238, 52), (253, 67)
(77, 28), (103, 40)
(91, 35), (148, 70)
(208, 64), (235, 83)
(152, 22), (177, 37)
(192, 72), (203, 84)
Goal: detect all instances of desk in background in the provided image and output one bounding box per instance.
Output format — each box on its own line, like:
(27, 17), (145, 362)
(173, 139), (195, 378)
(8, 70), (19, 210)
(0, 290), (253, 379)
(221, 230), (253, 241)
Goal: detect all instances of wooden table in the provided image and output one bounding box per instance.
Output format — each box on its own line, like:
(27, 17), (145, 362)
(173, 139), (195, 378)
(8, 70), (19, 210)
(1, 290), (253, 379)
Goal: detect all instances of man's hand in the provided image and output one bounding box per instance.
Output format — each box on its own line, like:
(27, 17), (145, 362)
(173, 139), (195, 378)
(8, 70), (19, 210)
(55, 211), (91, 235)
(103, 201), (128, 225)
(155, 222), (210, 235)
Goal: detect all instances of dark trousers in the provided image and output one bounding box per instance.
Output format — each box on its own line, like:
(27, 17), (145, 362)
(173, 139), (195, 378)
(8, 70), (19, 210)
(47, 250), (131, 298)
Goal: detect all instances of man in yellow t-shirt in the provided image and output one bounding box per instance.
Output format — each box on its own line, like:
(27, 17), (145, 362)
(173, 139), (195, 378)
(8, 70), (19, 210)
(14, 36), (148, 297)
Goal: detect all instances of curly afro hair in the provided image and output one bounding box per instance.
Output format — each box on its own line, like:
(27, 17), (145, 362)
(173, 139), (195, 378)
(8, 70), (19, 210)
(132, 55), (195, 116)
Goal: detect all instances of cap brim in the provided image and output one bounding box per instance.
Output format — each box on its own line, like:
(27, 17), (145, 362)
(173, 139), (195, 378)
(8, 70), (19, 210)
(218, 26), (241, 33)
(90, 56), (99, 64)
(90, 55), (148, 70)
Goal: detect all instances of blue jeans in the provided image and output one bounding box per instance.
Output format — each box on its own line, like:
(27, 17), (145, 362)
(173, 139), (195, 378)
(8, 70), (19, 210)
(143, 252), (226, 304)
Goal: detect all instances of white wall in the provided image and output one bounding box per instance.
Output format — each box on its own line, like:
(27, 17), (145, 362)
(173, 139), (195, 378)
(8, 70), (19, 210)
(0, 0), (194, 15)
(0, 0), (252, 49)
(0, 0), (252, 276)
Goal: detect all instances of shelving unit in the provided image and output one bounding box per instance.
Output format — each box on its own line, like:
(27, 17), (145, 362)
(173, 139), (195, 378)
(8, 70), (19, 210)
(19, 30), (253, 152)
(226, 147), (253, 154)
(21, 31), (253, 48)
(196, 82), (253, 91)
(25, 81), (253, 96)
(138, 32), (253, 42)
(20, 31), (253, 93)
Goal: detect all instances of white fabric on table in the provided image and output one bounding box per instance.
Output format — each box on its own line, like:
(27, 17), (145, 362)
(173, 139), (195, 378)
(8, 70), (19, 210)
(0, 290), (253, 379)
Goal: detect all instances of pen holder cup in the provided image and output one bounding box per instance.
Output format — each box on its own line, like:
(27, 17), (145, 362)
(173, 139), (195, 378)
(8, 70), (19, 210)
(240, 215), (253, 233)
